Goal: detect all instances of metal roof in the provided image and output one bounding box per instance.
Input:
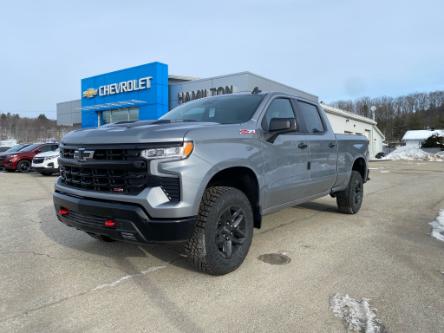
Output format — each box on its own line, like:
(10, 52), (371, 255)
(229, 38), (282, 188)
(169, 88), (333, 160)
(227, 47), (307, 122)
(320, 103), (377, 125)
(402, 129), (444, 141)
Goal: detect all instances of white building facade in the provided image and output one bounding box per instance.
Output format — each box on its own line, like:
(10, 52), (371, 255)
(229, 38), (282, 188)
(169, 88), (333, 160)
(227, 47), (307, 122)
(321, 104), (385, 159)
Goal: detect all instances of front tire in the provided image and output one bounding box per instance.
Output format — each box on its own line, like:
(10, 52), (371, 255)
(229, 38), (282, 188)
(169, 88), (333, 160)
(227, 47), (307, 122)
(17, 160), (31, 173)
(336, 170), (364, 214)
(186, 186), (254, 275)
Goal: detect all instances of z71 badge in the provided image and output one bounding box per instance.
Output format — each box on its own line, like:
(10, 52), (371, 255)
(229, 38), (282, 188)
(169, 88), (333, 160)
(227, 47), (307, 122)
(240, 129), (256, 135)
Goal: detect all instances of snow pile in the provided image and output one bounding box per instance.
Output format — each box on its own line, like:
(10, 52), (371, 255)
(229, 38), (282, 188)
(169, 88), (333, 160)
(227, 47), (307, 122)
(383, 147), (444, 161)
(330, 293), (386, 333)
(430, 209), (444, 242)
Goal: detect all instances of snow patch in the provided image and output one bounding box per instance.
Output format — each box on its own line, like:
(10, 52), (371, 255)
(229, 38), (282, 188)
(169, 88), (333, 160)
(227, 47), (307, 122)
(329, 293), (386, 333)
(430, 209), (444, 242)
(383, 147), (444, 161)
(93, 265), (166, 291)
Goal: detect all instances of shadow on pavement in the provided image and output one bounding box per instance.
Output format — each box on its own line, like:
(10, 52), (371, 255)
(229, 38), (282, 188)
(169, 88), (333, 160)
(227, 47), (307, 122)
(37, 205), (193, 272)
(38, 205), (205, 333)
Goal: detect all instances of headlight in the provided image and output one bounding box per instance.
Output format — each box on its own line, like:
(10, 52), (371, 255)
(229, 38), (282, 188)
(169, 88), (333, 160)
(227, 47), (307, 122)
(140, 142), (193, 160)
(8, 154), (18, 159)
(44, 155), (59, 161)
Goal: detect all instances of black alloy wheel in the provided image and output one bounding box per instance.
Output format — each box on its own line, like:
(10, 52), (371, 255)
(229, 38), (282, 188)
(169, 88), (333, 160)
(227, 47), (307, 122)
(215, 206), (247, 259)
(352, 177), (363, 207)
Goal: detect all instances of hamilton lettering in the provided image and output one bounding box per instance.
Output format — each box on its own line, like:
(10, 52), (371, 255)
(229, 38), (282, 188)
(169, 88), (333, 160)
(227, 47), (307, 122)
(178, 85), (234, 104)
(98, 77), (152, 97)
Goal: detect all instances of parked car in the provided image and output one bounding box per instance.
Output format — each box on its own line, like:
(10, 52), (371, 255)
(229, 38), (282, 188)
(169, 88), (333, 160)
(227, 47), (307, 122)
(32, 148), (60, 175)
(54, 92), (369, 275)
(4, 143), (59, 172)
(375, 152), (385, 159)
(0, 147), (11, 153)
(0, 144), (31, 169)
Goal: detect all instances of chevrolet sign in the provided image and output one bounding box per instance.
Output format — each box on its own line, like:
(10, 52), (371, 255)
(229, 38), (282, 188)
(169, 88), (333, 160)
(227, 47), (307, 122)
(82, 76), (152, 99)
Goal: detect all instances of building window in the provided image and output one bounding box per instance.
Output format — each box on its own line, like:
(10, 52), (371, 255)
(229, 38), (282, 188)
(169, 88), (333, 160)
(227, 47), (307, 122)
(102, 108), (139, 125)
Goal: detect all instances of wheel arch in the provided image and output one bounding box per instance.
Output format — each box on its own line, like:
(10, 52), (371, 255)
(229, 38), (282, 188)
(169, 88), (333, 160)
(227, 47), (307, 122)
(352, 157), (367, 182)
(203, 166), (262, 229)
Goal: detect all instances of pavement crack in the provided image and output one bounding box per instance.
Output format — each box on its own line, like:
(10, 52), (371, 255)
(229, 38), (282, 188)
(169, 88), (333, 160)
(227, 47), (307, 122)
(0, 260), (172, 324)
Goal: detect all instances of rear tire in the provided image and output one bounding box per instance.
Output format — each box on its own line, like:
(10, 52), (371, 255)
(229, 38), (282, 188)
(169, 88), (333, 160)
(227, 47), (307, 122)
(336, 170), (364, 214)
(86, 232), (116, 242)
(185, 186), (254, 275)
(17, 160), (31, 173)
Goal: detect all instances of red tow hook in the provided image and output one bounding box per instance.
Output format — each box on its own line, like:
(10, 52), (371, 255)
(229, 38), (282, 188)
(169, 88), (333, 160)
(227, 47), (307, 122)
(104, 219), (117, 228)
(58, 207), (69, 216)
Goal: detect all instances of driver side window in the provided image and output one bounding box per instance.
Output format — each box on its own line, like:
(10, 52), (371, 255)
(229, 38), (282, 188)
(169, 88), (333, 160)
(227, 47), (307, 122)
(262, 98), (296, 130)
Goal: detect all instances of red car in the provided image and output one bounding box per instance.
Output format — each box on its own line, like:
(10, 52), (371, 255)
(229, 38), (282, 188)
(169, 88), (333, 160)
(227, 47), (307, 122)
(3, 143), (59, 172)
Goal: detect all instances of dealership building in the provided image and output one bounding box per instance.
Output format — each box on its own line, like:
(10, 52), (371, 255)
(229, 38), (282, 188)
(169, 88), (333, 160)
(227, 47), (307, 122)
(57, 61), (385, 158)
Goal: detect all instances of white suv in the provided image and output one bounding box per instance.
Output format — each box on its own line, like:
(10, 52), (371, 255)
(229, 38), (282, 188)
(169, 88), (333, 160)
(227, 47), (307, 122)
(32, 148), (60, 175)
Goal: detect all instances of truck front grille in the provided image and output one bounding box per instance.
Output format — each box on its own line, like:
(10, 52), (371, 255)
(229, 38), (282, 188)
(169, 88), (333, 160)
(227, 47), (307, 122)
(60, 165), (148, 195)
(59, 145), (181, 201)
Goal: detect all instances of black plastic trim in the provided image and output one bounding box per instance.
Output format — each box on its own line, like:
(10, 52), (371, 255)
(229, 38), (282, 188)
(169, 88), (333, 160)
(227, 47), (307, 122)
(53, 191), (196, 242)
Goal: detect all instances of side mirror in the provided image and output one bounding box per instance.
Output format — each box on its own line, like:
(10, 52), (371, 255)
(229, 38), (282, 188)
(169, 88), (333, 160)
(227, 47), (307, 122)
(269, 118), (296, 132)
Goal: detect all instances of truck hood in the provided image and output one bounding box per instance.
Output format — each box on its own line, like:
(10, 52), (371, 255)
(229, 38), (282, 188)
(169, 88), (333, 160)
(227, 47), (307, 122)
(61, 120), (219, 145)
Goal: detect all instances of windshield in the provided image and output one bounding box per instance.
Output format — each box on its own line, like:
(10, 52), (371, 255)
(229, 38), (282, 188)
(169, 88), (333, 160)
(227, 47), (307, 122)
(5, 144), (29, 153)
(160, 94), (264, 124)
(19, 144), (40, 152)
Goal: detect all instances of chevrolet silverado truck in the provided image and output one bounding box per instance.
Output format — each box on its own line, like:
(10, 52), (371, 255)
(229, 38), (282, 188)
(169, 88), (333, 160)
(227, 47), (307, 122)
(53, 92), (369, 275)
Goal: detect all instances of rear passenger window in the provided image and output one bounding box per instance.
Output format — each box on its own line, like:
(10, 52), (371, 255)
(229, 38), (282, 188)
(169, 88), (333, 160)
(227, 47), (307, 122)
(262, 98), (296, 129)
(297, 101), (324, 133)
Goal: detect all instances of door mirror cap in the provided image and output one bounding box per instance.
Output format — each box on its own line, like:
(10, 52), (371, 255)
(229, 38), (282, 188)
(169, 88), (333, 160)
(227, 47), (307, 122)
(269, 118), (296, 132)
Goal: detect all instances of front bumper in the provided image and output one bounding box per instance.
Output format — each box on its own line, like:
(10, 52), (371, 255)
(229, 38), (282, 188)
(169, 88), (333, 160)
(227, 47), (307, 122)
(3, 159), (17, 170)
(53, 191), (196, 243)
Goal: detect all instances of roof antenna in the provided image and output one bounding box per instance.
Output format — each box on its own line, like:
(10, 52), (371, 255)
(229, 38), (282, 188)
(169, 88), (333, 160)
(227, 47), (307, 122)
(251, 86), (261, 94)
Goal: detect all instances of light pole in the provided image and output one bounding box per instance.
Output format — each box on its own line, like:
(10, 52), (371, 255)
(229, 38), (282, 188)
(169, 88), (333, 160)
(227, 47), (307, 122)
(370, 106), (377, 121)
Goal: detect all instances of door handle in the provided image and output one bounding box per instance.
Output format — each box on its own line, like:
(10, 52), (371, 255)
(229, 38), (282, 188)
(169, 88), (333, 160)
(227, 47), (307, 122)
(298, 143), (308, 149)
(328, 142), (336, 148)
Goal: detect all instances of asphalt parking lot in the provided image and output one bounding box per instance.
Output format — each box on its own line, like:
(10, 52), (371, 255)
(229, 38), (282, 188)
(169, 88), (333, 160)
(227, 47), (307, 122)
(0, 161), (443, 332)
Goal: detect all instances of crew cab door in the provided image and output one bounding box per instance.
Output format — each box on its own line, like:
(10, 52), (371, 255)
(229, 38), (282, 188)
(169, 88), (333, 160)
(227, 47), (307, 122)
(295, 100), (337, 195)
(260, 97), (311, 210)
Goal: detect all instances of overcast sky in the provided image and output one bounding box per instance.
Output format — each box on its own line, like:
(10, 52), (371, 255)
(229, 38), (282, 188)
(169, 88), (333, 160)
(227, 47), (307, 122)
(1, 0), (443, 119)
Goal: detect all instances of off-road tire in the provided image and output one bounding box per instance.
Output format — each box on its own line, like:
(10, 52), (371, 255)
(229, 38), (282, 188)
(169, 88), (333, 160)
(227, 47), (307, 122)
(336, 170), (364, 214)
(185, 186), (254, 275)
(86, 232), (116, 242)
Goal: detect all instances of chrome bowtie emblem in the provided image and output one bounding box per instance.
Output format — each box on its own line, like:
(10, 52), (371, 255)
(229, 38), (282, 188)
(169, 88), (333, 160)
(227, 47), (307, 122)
(74, 148), (94, 161)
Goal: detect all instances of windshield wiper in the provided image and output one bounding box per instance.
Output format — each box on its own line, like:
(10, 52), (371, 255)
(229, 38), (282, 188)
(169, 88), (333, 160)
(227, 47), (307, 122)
(151, 119), (173, 124)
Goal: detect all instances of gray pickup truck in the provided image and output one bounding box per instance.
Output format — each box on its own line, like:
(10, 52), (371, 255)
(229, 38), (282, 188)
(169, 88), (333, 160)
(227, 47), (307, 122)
(53, 91), (369, 275)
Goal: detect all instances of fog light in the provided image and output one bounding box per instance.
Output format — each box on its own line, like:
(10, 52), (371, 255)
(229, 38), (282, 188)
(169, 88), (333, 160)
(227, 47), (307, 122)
(58, 207), (69, 216)
(104, 219), (117, 228)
